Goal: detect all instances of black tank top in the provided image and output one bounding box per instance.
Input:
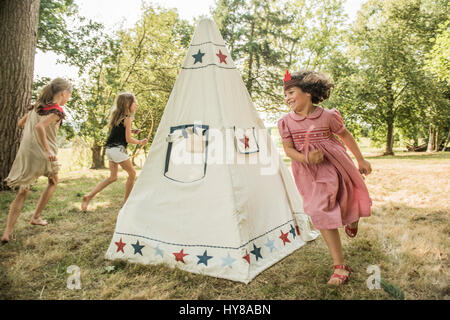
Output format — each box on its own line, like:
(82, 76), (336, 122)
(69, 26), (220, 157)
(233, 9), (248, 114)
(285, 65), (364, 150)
(105, 119), (127, 148)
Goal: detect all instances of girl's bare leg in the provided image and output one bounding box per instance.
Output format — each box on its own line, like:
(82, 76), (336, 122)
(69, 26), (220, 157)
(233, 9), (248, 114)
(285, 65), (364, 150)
(1, 187), (30, 242)
(81, 161), (119, 211)
(320, 229), (350, 285)
(119, 159), (136, 203)
(30, 175), (59, 226)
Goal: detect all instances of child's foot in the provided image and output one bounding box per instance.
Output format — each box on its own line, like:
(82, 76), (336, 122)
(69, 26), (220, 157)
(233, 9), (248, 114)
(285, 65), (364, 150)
(1, 230), (15, 243)
(327, 265), (351, 286)
(1, 230), (15, 244)
(1, 234), (9, 244)
(30, 218), (48, 226)
(81, 195), (91, 212)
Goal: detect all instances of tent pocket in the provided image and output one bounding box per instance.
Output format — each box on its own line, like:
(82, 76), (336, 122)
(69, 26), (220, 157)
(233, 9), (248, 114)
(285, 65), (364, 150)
(234, 126), (259, 154)
(164, 124), (209, 183)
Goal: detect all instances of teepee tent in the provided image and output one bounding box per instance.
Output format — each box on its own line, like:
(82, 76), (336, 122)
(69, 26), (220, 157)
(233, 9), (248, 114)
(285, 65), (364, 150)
(105, 18), (319, 284)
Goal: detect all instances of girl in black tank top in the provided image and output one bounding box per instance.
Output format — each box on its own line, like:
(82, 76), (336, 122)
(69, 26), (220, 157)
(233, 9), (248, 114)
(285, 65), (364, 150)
(105, 118), (128, 148)
(81, 92), (148, 212)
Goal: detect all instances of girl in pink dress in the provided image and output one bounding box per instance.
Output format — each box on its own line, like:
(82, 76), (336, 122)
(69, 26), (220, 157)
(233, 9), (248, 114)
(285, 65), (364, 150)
(278, 70), (372, 286)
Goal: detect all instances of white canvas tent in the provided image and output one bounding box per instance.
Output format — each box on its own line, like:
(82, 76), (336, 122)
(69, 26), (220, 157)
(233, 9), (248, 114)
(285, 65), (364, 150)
(105, 18), (319, 284)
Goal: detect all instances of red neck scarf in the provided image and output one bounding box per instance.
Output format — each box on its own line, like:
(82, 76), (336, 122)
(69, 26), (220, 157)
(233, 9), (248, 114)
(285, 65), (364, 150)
(40, 103), (64, 113)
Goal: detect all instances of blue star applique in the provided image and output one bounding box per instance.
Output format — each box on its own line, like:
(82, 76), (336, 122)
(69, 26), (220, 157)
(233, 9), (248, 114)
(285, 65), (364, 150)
(221, 253), (236, 268)
(192, 49), (205, 64)
(250, 243), (263, 261)
(132, 240), (145, 256)
(289, 224), (297, 239)
(197, 250), (213, 266)
(265, 238), (276, 252)
(154, 244), (164, 258)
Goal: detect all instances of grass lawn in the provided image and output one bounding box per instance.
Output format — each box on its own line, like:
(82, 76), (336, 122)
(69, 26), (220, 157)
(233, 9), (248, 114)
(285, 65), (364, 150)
(0, 149), (449, 300)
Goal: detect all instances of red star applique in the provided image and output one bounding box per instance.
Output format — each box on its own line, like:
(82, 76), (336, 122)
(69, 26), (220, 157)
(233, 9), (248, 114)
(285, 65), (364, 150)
(173, 249), (189, 263)
(240, 135), (250, 149)
(243, 251), (250, 264)
(279, 230), (291, 246)
(115, 238), (126, 253)
(216, 50), (227, 64)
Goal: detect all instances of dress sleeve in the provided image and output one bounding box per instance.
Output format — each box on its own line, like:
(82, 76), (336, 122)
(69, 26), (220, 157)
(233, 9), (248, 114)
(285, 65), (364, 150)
(329, 108), (346, 135)
(277, 117), (293, 142)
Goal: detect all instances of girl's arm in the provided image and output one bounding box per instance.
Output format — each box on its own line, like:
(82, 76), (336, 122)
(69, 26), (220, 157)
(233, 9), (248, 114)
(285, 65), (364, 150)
(336, 128), (372, 175)
(18, 112), (30, 128)
(282, 140), (323, 164)
(34, 113), (60, 161)
(124, 117), (147, 145)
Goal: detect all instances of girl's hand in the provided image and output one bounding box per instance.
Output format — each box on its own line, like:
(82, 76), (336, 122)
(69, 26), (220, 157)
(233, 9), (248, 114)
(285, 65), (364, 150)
(140, 138), (148, 145)
(358, 159), (372, 175)
(45, 150), (57, 162)
(131, 128), (141, 134)
(308, 149), (324, 164)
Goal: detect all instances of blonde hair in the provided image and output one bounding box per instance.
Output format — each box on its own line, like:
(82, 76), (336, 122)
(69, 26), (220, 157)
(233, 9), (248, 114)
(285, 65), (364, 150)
(35, 78), (72, 110)
(108, 92), (135, 128)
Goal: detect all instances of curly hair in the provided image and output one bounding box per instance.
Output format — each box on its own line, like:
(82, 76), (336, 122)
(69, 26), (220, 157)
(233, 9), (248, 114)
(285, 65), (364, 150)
(284, 70), (334, 104)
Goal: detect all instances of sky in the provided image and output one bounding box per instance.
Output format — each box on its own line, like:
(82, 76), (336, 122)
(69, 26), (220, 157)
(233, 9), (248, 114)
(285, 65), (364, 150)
(34, 0), (366, 80)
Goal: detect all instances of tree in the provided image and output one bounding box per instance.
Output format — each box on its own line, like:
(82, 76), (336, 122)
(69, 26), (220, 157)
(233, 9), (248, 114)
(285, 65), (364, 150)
(118, 6), (194, 163)
(425, 19), (450, 85)
(66, 5), (193, 168)
(346, 0), (449, 155)
(213, 0), (347, 124)
(0, 0), (41, 190)
(37, 0), (104, 73)
(424, 18), (450, 151)
(213, 0), (293, 112)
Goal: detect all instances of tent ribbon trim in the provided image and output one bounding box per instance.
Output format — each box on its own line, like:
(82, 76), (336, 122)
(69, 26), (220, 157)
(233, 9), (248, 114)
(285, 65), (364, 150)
(114, 218), (299, 250)
(190, 41), (226, 47)
(182, 63), (236, 70)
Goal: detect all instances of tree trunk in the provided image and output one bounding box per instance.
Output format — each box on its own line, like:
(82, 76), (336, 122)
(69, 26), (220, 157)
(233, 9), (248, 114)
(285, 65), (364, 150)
(434, 126), (439, 152)
(384, 120), (395, 155)
(426, 123), (436, 153)
(90, 143), (105, 169)
(101, 145), (106, 165)
(245, 19), (255, 97)
(383, 81), (395, 156)
(0, 0), (40, 190)
(441, 130), (450, 152)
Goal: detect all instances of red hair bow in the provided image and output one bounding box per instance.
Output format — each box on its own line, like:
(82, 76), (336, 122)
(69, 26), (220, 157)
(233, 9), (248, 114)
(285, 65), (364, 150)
(283, 70), (292, 82)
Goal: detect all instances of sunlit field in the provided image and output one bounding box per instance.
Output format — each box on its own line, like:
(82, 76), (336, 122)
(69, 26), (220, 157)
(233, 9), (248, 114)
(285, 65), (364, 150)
(0, 144), (448, 300)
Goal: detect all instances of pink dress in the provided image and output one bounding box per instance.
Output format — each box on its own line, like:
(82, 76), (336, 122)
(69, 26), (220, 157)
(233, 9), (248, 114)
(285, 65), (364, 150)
(278, 106), (372, 230)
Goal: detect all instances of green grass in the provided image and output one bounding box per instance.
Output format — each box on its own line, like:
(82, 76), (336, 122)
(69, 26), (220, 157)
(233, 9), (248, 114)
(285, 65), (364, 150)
(0, 149), (449, 299)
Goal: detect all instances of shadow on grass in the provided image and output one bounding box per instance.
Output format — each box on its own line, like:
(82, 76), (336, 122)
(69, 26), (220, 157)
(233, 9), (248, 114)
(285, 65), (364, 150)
(0, 167), (448, 299)
(282, 152), (450, 164)
(365, 152), (450, 161)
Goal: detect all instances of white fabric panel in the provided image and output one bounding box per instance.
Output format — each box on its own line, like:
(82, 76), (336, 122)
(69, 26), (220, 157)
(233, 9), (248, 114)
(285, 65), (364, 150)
(105, 18), (318, 283)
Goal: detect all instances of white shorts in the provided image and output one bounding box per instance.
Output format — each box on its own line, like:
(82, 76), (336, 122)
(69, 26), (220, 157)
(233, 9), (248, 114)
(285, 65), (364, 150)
(105, 146), (129, 163)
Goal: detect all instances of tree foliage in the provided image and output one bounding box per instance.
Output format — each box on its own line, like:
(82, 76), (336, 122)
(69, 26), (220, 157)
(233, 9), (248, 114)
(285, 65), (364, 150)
(38, 0), (104, 72)
(331, 0), (449, 154)
(213, 0), (347, 124)
(35, 0), (449, 159)
(64, 4), (193, 168)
